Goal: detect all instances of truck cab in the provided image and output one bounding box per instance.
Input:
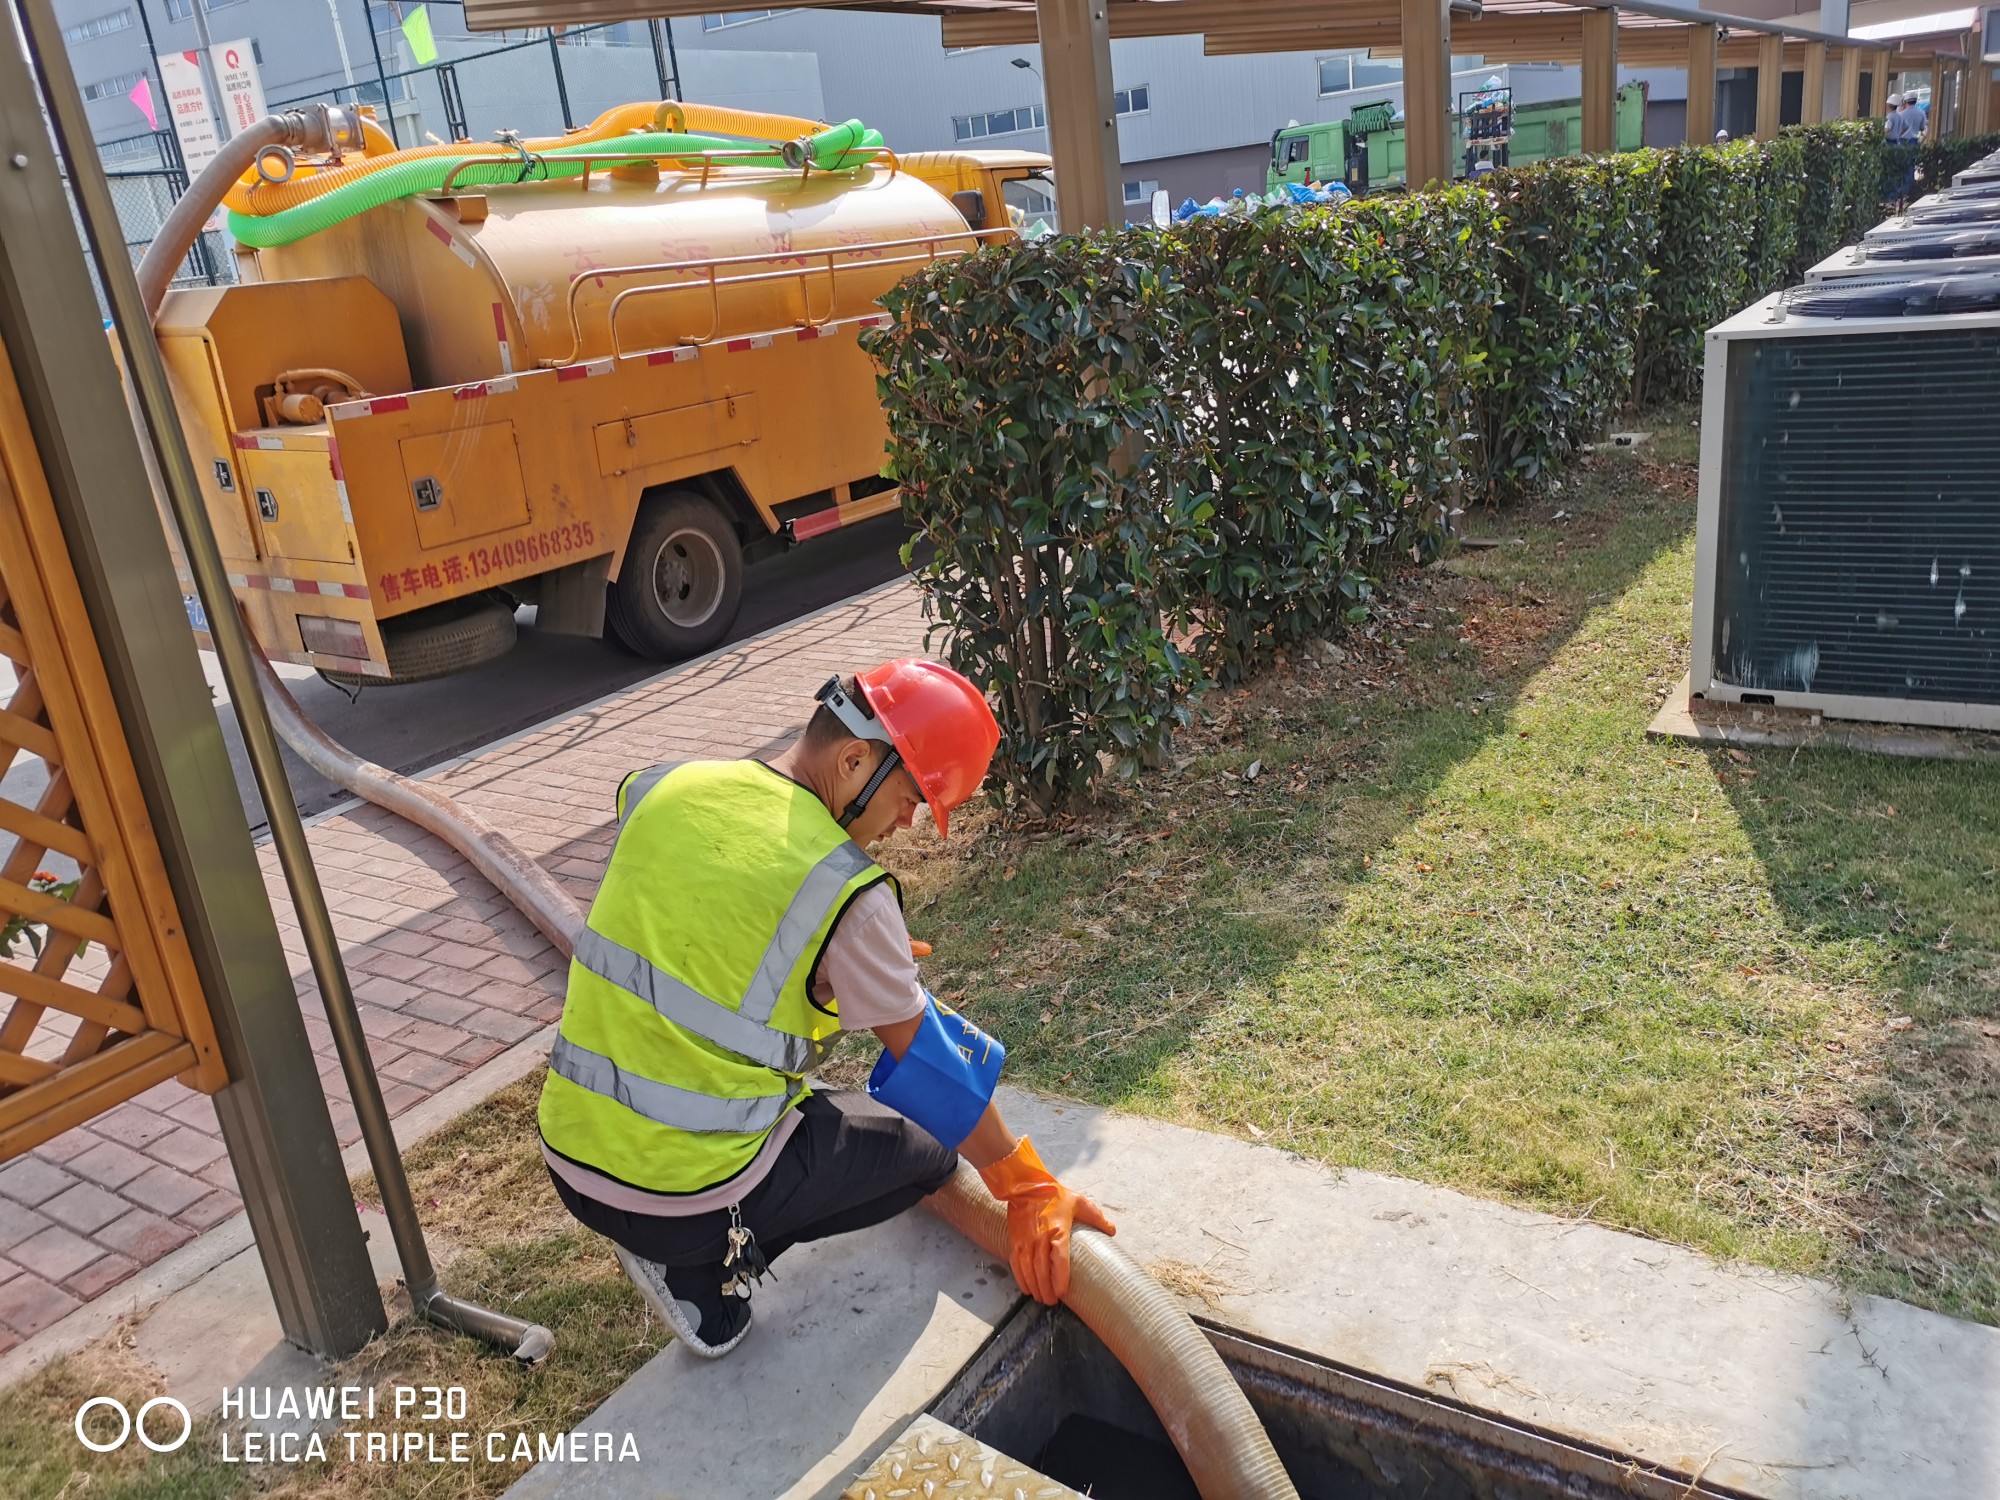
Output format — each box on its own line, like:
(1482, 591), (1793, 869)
(902, 150), (1058, 236)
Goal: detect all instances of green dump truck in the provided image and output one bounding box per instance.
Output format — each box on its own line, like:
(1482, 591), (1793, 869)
(1268, 82), (1648, 195)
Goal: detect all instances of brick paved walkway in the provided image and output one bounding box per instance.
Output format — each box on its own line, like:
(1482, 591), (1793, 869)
(0, 582), (928, 1352)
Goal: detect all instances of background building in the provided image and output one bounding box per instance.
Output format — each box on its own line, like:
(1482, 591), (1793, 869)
(60, 2), (1695, 216)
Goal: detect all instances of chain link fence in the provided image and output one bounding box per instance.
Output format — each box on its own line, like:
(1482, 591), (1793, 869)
(101, 165), (233, 290)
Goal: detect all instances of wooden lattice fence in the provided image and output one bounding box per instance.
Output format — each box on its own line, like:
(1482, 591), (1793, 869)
(0, 341), (225, 1160)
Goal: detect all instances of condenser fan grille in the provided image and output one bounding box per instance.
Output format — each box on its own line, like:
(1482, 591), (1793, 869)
(1714, 329), (2000, 705)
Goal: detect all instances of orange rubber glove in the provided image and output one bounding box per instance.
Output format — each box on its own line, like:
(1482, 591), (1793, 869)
(977, 1136), (1116, 1305)
(909, 939), (933, 959)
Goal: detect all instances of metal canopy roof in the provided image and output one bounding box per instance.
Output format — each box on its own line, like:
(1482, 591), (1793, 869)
(459, 0), (1968, 229)
(463, 0), (1888, 54)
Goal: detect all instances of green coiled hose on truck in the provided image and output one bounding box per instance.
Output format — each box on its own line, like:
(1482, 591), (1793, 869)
(225, 121), (888, 250)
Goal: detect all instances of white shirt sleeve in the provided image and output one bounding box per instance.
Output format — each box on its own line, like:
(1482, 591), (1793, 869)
(811, 881), (927, 1032)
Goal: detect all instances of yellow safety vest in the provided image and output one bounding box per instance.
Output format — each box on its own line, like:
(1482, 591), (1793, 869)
(538, 760), (893, 1196)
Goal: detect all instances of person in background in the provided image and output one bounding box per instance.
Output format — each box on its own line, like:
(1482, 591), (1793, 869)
(1885, 94), (1909, 141)
(1900, 92), (1928, 142)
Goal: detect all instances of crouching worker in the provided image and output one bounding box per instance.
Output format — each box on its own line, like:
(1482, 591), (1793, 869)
(539, 659), (1115, 1358)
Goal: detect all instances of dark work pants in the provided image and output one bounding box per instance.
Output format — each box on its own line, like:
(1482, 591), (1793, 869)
(548, 1089), (957, 1293)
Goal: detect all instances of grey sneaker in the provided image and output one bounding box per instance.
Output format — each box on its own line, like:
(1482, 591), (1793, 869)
(615, 1246), (752, 1360)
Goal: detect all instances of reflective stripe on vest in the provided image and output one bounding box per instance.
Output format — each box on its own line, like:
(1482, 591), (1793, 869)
(572, 926), (825, 1074)
(568, 837), (873, 1064)
(549, 1033), (802, 1135)
(739, 841), (875, 1023)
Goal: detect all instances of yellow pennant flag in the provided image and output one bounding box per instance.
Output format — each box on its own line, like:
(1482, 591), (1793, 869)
(401, 4), (439, 67)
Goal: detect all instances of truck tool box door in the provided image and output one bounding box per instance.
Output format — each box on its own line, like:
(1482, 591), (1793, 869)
(399, 420), (533, 550)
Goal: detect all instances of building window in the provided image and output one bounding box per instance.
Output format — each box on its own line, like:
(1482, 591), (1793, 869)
(951, 102), (1047, 141)
(559, 21), (644, 45)
(1122, 178), (1160, 205)
(63, 8), (135, 43)
(97, 133), (159, 163)
(1114, 84), (1149, 114)
(81, 69), (146, 101)
(702, 9), (788, 28)
(1319, 52), (1485, 97)
(165, 0), (243, 18)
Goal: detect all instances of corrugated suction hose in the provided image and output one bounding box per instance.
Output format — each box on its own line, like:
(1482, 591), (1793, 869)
(924, 1165), (1299, 1500)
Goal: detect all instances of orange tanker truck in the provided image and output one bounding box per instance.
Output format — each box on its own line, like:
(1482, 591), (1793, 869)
(151, 101), (1050, 681)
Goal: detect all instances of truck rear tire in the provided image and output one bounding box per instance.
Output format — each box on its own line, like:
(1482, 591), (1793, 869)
(325, 594), (518, 687)
(607, 491), (744, 661)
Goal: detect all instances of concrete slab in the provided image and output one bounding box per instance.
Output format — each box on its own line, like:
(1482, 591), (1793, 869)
(1648, 672), (2000, 761)
(504, 1210), (1016, 1500)
(509, 1088), (1998, 1500)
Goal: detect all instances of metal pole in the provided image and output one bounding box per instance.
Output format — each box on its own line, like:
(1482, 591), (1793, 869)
(5, 0), (387, 1358)
(1035, 0), (1120, 230)
(1582, 7), (1620, 151)
(361, 0), (401, 147)
(19, 0), (550, 1367)
(664, 16), (682, 100)
(547, 28), (574, 130)
(326, 0), (358, 102)
(649, 17), (677, 99)
(132, 0), (182, 170)
(1400, 0), (1453, 187)
(185, 0), (231, 143)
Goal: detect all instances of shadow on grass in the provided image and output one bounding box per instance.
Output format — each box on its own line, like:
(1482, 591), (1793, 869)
(1718, 741), (2000, 1319)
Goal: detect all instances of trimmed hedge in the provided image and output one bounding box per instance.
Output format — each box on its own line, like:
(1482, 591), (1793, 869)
(868, 120), (1899, 811)
(1913, 132), (2000, 196)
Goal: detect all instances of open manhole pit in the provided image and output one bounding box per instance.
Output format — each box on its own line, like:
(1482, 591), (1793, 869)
(925, 1303), (1757, 1500)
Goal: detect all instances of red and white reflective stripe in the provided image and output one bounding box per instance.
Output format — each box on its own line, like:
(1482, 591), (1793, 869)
(647, 347), (700, 365)
(327, 441), (353, 522)
(228, 571), (371, 600)
(790, 508), (844, 541)
(493, 302), (514, 374)
(795, 326), (826, 343)
(233, 433), (289, 451)
(724, 334), (774, 353)
(557, 358), (615, 382)
(425, 216), (479, 269)
(855, 313), (893, 330)
(454, 376), (519, 400)
(331, 394), (409, 418)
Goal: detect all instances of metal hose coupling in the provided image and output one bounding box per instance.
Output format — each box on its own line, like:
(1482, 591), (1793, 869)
(136, 106), (365, 317)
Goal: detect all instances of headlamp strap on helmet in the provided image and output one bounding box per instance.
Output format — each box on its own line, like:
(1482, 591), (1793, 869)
(816, 675), (893, 745)
(818, 676), (904, 827)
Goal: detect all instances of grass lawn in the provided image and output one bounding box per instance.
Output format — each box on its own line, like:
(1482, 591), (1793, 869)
(4, 410), (1995, 1498)
(867, 413), (2000, 1326)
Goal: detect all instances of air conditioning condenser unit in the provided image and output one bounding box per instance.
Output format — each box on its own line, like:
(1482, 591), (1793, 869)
(1691, 280), (2000, 729)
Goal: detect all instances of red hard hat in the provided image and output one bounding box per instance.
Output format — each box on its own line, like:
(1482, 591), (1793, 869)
(855, 659), (999, 838)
